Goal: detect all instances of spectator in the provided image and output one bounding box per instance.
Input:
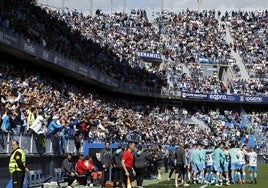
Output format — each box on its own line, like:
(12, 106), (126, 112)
(1, 109), (12, 133)
(100, 142), (114, 188)
(61, 153), (77, 188)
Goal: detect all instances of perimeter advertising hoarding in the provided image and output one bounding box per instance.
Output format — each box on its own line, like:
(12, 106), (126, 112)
(181, 92), (268, 104)
(181, 92), (208, 100)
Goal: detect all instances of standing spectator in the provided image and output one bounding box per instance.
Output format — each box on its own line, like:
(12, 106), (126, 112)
(9, 140), (29, 188)
(26, 106), (36, 132)
(121, 142), (136, 188)
(134, 144), (150, 188)
(61, 153), (77, 188)
(28, 112), (46, 154)
(112, 144), (124, 188)
(47, 115), (62, 154)
(74, 128), (82, 155)
(12, 109), (23, 135)
(100, 142), (114, 188)
(1, 109), (12, 133)
(174, 142), (189, 188)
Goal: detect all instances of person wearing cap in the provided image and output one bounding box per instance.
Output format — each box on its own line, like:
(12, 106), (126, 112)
(47, 115), (62, 154)
(47, 115), (61, 135)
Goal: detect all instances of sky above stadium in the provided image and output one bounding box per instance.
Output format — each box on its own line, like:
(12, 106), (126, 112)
(38, 0), (268, 17)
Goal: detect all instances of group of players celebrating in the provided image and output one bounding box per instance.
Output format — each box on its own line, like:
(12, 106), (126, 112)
(171, 142), (258, 186)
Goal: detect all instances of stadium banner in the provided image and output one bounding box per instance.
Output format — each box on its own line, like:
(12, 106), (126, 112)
(181, 92), (208, 100)
(243, 95), (265, 103)
(137, 51), (162, 61)
(0, 30), (19, 47)
(208, 94), (241, 102)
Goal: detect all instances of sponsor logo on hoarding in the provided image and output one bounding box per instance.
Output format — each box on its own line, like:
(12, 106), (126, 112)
(244, 96), (263, 103)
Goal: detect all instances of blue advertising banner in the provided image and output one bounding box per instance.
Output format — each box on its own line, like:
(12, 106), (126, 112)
(208, 94), (242, 102)
(181, 92), (208, 100)
(243, 95), (266, 103)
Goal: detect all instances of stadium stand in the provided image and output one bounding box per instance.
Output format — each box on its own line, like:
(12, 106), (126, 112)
(1, 0), (268, 187)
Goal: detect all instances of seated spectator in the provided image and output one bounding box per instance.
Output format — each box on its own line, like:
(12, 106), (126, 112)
(61, 153), (77, 188)
(75, 154), (94, 185)
(84, 155), (102, 185)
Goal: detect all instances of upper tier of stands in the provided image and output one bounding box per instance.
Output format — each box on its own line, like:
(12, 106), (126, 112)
(2, 0), (267, 96)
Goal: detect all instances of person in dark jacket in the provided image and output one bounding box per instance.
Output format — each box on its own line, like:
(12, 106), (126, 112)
(168, 149), (176, 180)
(153, 145), (164, 180)
(100, 142), (114, 188)
(174, 142), (189, 187)
(134, 144), (151, 188)
(61, 153), (76, 188)
(112, 144), (124, 188)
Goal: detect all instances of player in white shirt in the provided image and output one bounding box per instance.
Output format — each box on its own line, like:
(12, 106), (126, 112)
(204, 151), (214, 184)
(237, 145), (247, 184)
(247, 147), (258, 184)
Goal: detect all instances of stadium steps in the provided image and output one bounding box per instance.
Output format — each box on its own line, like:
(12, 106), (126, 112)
(224, 22), (250, 79)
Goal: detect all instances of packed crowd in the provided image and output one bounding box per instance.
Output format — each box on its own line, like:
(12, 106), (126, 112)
(0, 0), (251, 96)
(2, 1), (268, 96)
(46, 6), (231, 94)
(0, 54), (268, 154)
(227, 10), (268, 96)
